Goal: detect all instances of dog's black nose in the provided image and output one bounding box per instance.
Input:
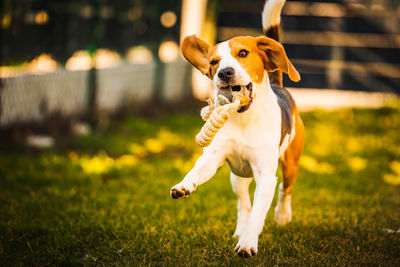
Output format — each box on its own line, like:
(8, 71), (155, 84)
(218, 67), (234, 82)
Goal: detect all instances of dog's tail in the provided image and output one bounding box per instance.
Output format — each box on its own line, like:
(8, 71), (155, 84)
(262, 0), (286, 86)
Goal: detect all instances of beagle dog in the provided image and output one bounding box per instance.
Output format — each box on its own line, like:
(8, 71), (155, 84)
(170, 0), (304, 258)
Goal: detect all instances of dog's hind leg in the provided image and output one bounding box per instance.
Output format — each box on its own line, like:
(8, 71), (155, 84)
(275, 112), (304, 226)
(230, 173), (253, 238)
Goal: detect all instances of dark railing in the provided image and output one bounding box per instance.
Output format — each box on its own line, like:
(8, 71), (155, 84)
(217, 0), (400, 94)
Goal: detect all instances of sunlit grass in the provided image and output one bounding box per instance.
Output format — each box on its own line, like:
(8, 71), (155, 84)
(0, 107), (399, 265)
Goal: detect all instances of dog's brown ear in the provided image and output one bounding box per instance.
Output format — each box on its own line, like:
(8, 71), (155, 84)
(181, 35), (212, 78)
(256, 36), (300, 82)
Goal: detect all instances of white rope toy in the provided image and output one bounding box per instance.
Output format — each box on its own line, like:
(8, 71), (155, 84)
(195, 93), (250, 147)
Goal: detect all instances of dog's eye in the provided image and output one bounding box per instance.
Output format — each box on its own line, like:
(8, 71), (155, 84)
(210, 60), (219, 66)
(238, 50), (249, 58)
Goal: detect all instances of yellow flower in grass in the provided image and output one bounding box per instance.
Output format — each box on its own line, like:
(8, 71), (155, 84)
(158, 128), (182, 147)
(348, 157), (367, 172)
(300, 154), (335, 174)
(144, 138), (165, 154)
(129, 128), (187, 157)
(383, 161), (400, 185)
(129, 143), (148, 157)
(347, 137), (363, 154)
(79, 152), (114, 175)
(318, 162), (335, 174)
(75, 152), (140, 175)
(300, 155), (318, 172)
(115, 155), (139, 167)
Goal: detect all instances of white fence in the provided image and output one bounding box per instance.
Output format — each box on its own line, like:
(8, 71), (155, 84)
(0, 60), (190, 127)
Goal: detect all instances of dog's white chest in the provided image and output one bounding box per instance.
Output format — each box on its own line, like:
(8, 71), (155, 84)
(225, 142), (253, 178)
(211, 85), (282, 177)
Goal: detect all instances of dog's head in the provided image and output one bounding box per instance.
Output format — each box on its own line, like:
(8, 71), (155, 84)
(182, 35), (300, 112)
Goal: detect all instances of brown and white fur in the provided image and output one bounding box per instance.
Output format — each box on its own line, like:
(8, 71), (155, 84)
(170, 0), (304, 258)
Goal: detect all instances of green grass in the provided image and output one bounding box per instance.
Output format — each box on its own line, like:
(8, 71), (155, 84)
(1, 107), (400, 266)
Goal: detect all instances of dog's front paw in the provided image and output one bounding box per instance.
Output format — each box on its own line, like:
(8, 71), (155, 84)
(234, 232), (258, 258)
(170, 183), (196, 199)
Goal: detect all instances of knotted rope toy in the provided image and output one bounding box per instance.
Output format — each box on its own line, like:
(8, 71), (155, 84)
(195, 91), (251, 147)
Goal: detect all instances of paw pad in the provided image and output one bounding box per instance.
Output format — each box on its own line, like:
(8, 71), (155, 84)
(235, 246), (256, 258)
(170, 188), (190, 199)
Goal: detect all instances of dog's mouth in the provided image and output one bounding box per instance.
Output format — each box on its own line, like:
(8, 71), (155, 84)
(217, 83), (253, 113)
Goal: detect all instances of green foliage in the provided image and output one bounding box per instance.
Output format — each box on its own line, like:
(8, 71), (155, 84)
(1, 108), (399, 265)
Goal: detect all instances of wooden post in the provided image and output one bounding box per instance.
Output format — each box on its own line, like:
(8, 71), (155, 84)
(87, 0), (103, 122)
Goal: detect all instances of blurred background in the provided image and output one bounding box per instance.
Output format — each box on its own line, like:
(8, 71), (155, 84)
(0, 0), (399, 138)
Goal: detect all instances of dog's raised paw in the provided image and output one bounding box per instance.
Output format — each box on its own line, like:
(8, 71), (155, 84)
(170, 187), (190, 199)
(235, 246), (257, 258)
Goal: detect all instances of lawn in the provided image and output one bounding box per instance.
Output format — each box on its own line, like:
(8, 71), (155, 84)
(1, 106), (399, 266)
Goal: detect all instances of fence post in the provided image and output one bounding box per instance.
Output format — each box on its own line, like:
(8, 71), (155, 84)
(87, 67), (97, 121)
(87, 0), (104, 122)
(152, 45), (165, 104)
(327, 17), (344, 89)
